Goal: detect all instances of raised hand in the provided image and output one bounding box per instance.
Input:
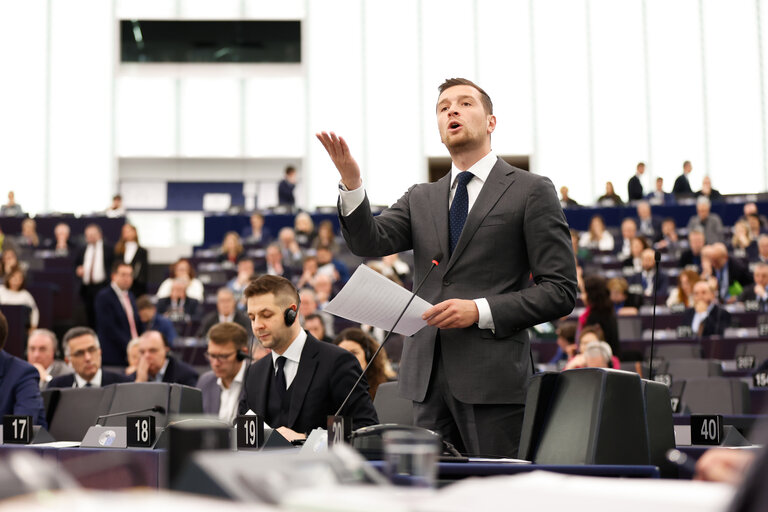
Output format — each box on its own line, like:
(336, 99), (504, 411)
(316, 131), (362, 190)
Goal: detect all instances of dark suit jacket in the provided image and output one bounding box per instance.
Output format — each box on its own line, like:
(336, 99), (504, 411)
(119, 246), (149, 297)
(161, 356), (199, 387)
(679, 249), (703, 272)
(645, 190), (674, 205)
(0, 350), (47, 427)
(628, 175), (643, 201)
(95, 286), (144, 366)
(156, 297), (201, 321)
(635, 215), (663, 243)
(239, 333), (378, 432)
(278, 179), (295, 206)
(739, 287), (768, 312)
(673, 174), (693, 196)
(48, 369), (131, 388)
(627, 270), (671, 299)
(196, 310), (251, 339)
(681, 305), (732, 337)
(145, 313), (177, 346)
(339, 157), (578, 404)
(584, 308), (620, 357)
(197, 369), (246, 417)
(75, 241), (114, 286)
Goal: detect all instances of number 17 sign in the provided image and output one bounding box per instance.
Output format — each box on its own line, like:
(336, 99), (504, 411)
(3, 415), (32, 444)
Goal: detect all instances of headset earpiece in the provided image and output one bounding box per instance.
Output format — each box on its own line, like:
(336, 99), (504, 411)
(236, 349), (251, 362)
(284, 305), (297, 327)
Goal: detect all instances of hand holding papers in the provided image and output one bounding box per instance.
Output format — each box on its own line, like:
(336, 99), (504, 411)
(324, 264), (433, 336)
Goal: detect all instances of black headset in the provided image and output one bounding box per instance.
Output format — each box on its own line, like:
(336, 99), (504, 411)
(284, 305), (297, 326)
(236, 349), (251, 362)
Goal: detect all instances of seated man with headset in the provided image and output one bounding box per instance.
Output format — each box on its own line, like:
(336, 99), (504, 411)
(239, 275), (378, 441)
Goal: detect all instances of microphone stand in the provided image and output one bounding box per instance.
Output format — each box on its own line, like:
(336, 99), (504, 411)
(648, 251), (661, 381)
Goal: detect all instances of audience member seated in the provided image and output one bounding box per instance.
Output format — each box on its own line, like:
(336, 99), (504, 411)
(241, 212), (272, 246)
(304, 312), (333, 343)
(596, 181), (623, 206)
(133, 330), (198, 386)
(0, 311), (46, 426)
(125, 337), (140, 376)
(666, 269), (701, 309)
(299, 287), (335, 338)
(334, 327), (394, 400)
(672, 160), (694, 197)
(563, 324), (620, 370)
(156, 278), (202, 325)
(0, 267), (39, 329)
(570, 229), (591, 266)
(48, 326), (131, 388)
(104, 194), (125, 218)
(1, 190), (24, 216)
(696, 176), (723, 202)
(239, 276), (378, 440)
(76, 223), (114, 328)
(226, 258), (255, 308)
(687, 196), (724, 244)
(379, 253), (412, 285)
(26, 328), (72, 389)
(635, 201), (662, 242)
(607, 277), (641, 315)
(580, 275), (620, 357)
(316, 245), (349, 283)
(136, 295), (176, 347)
(646, 176), (674, 205)
(17, 218), (40, 248)
(95, 262), (143, 366)
(114, 223), (148, 297)
(548, 320), (578, 366)
(155, 258), (205, 302)
(680, 228), (706, 272)
(582, 341), (614, 369)
(196, 287), (251, 339)
(654, 217), (684, 259)
(1, 246), (26, 279)
(739, 262), (768, 312)
(197, 322), (251, 424)
(621, 236), (649, 273)
(628, 248), (670, 300)
(579, 214), (614, 251)
(218, 231), (244, 267)
(559, 185), (579, 208)
(614, 218), (637, 259)
(294, 212), (316, 248)
(296, 255), (319, 289)
(680, 281), (732, 337)
(627, 162), (646, 201)
(741, 202), (768, 231)
(51, 222), (74, 256)
(701, 243), (753, 303)
(753, 234), (768, 265)
(277, 227), (303, 268)
(313, 273), (335, 310)
(730, 220), (757, 261)
(262, 242), (297, 281)
(311, 219), (340, 254)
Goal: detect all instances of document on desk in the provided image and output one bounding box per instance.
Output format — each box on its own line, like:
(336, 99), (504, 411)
(324, 264), (432, 336)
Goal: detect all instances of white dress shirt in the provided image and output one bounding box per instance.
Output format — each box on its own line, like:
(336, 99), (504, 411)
(123, 241), (138, 264)
(271, 329), (307, 389)
(74, 369), (103, 388)
(83, 240), (106, 284)
(217, 359), (247, 424)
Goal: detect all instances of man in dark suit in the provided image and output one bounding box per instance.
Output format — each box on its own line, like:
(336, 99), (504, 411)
(739, 263), (768, 312)
(317, 78), (577, 457)
(196, 288), (251, 338)
(136, 295), (177, 346)
(197, 322), (253, 423)
(672, 160), (694, 197)
(0, 311), (47, 427)
(635, 201), (662, 243)
(704, 243), (753, 303)
(75, 223), (114, 328)
(48, 326), (131, 388)
(680, 281), (731, 337)
(239, 275), (378, 441)
(278, 165), (297, 207)
(94, 262), (143, 366)
(156, 279), (201, 322)
(133, 330), (198, 387)
(679, 228), (706, 272)
(627, 162), (645, 201)
(645, 177), (674, 205)
(627, 248), (670, 301)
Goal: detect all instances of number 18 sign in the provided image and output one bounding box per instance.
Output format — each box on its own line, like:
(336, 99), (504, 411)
(127, 415), (156, 448)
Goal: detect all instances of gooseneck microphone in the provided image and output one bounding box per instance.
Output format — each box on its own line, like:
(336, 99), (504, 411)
(334, 256), (441, 416)
(96, 405), (166, 426)
(648, 250), (661, 381)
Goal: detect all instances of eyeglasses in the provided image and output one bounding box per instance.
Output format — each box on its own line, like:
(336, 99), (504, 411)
(204, 351), (236, 362)
(70, 346), (99, 358)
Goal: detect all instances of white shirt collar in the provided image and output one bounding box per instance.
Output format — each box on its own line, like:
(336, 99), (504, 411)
(450, 151), (497, 186)
(74, 368), (102, 388)
(272, 328), (307, 368)
(111, 281), (127, 297)
(154, 359), (170, 381)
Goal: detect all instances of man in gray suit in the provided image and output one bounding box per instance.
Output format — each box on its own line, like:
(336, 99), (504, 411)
(317, 78), (577, 457)
(26, 329), (73, 389)
(197, 322), (252, 424)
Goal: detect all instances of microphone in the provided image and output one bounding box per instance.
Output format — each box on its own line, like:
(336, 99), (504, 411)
(648, 250), (662, 381)
(96, 405), (166, 426)
(334, 256), (441, 417)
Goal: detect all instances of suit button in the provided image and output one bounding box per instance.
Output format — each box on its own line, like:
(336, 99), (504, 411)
(443, 280), (451, 286)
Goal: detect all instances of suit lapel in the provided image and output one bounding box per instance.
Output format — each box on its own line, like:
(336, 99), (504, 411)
(429, 172), (452, 263)
(286, 337), (319, 428)
(252, 360), (271, 415)
(445, 159), (517, 274)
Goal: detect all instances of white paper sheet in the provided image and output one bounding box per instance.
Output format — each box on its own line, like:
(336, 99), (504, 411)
(324, 264), (433, 336)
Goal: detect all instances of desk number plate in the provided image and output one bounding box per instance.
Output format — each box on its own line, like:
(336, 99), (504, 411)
(127, 415), (156, 448)
(690, 415), (723, 445)
(2, 415), (32, 444)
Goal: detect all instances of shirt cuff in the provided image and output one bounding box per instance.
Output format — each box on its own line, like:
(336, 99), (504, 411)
(339, 181), (366, 216)
(474, 298), (495, 331)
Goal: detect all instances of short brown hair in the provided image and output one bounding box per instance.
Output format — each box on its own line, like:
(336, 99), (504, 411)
(244, 275), (299, 308)
(555, 321), (578, 344)
(136, 295), (155, 311)
(207, 322), (248, 350)
(438, 78), (493, 115)
(0, 310), (7, 350)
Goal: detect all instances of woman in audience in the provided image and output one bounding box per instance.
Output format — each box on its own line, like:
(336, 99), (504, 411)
(730, 220), (756, 260)
(333, 327), (393, 399)
(0, 247), (25, 278)
(666, 269), (701, 308)
(597, 181), (623, 206)
(294, 212), (316, 248)
(563, 325), (620, 370)
(217, 231), (244, 266)
(580, 275), (620, 357)
(0, 267), (39, 329)
(578, 215), (614, 251)
(621, 236), (649, 273)
(17, 218), (40, 248)
(607, 277), (641, 315)
(125, 337), (141, 376)
(311, 219), (339, 254)
(156, 258), (205, 302)
(114, 223), (149, 297)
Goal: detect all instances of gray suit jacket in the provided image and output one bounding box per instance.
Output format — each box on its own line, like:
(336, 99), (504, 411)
(197, 370), (246, 418)
(340, 158), (577, 405)
(40, 359), (74, 389)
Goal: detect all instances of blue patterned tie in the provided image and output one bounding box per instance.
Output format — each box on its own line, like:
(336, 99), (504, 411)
(449, 171), (474, 255)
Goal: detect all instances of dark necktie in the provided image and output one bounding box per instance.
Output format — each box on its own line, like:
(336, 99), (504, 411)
(274, 356), (287, 403)
(449, 171), (474, 255)
(84, 382), (92, 388)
